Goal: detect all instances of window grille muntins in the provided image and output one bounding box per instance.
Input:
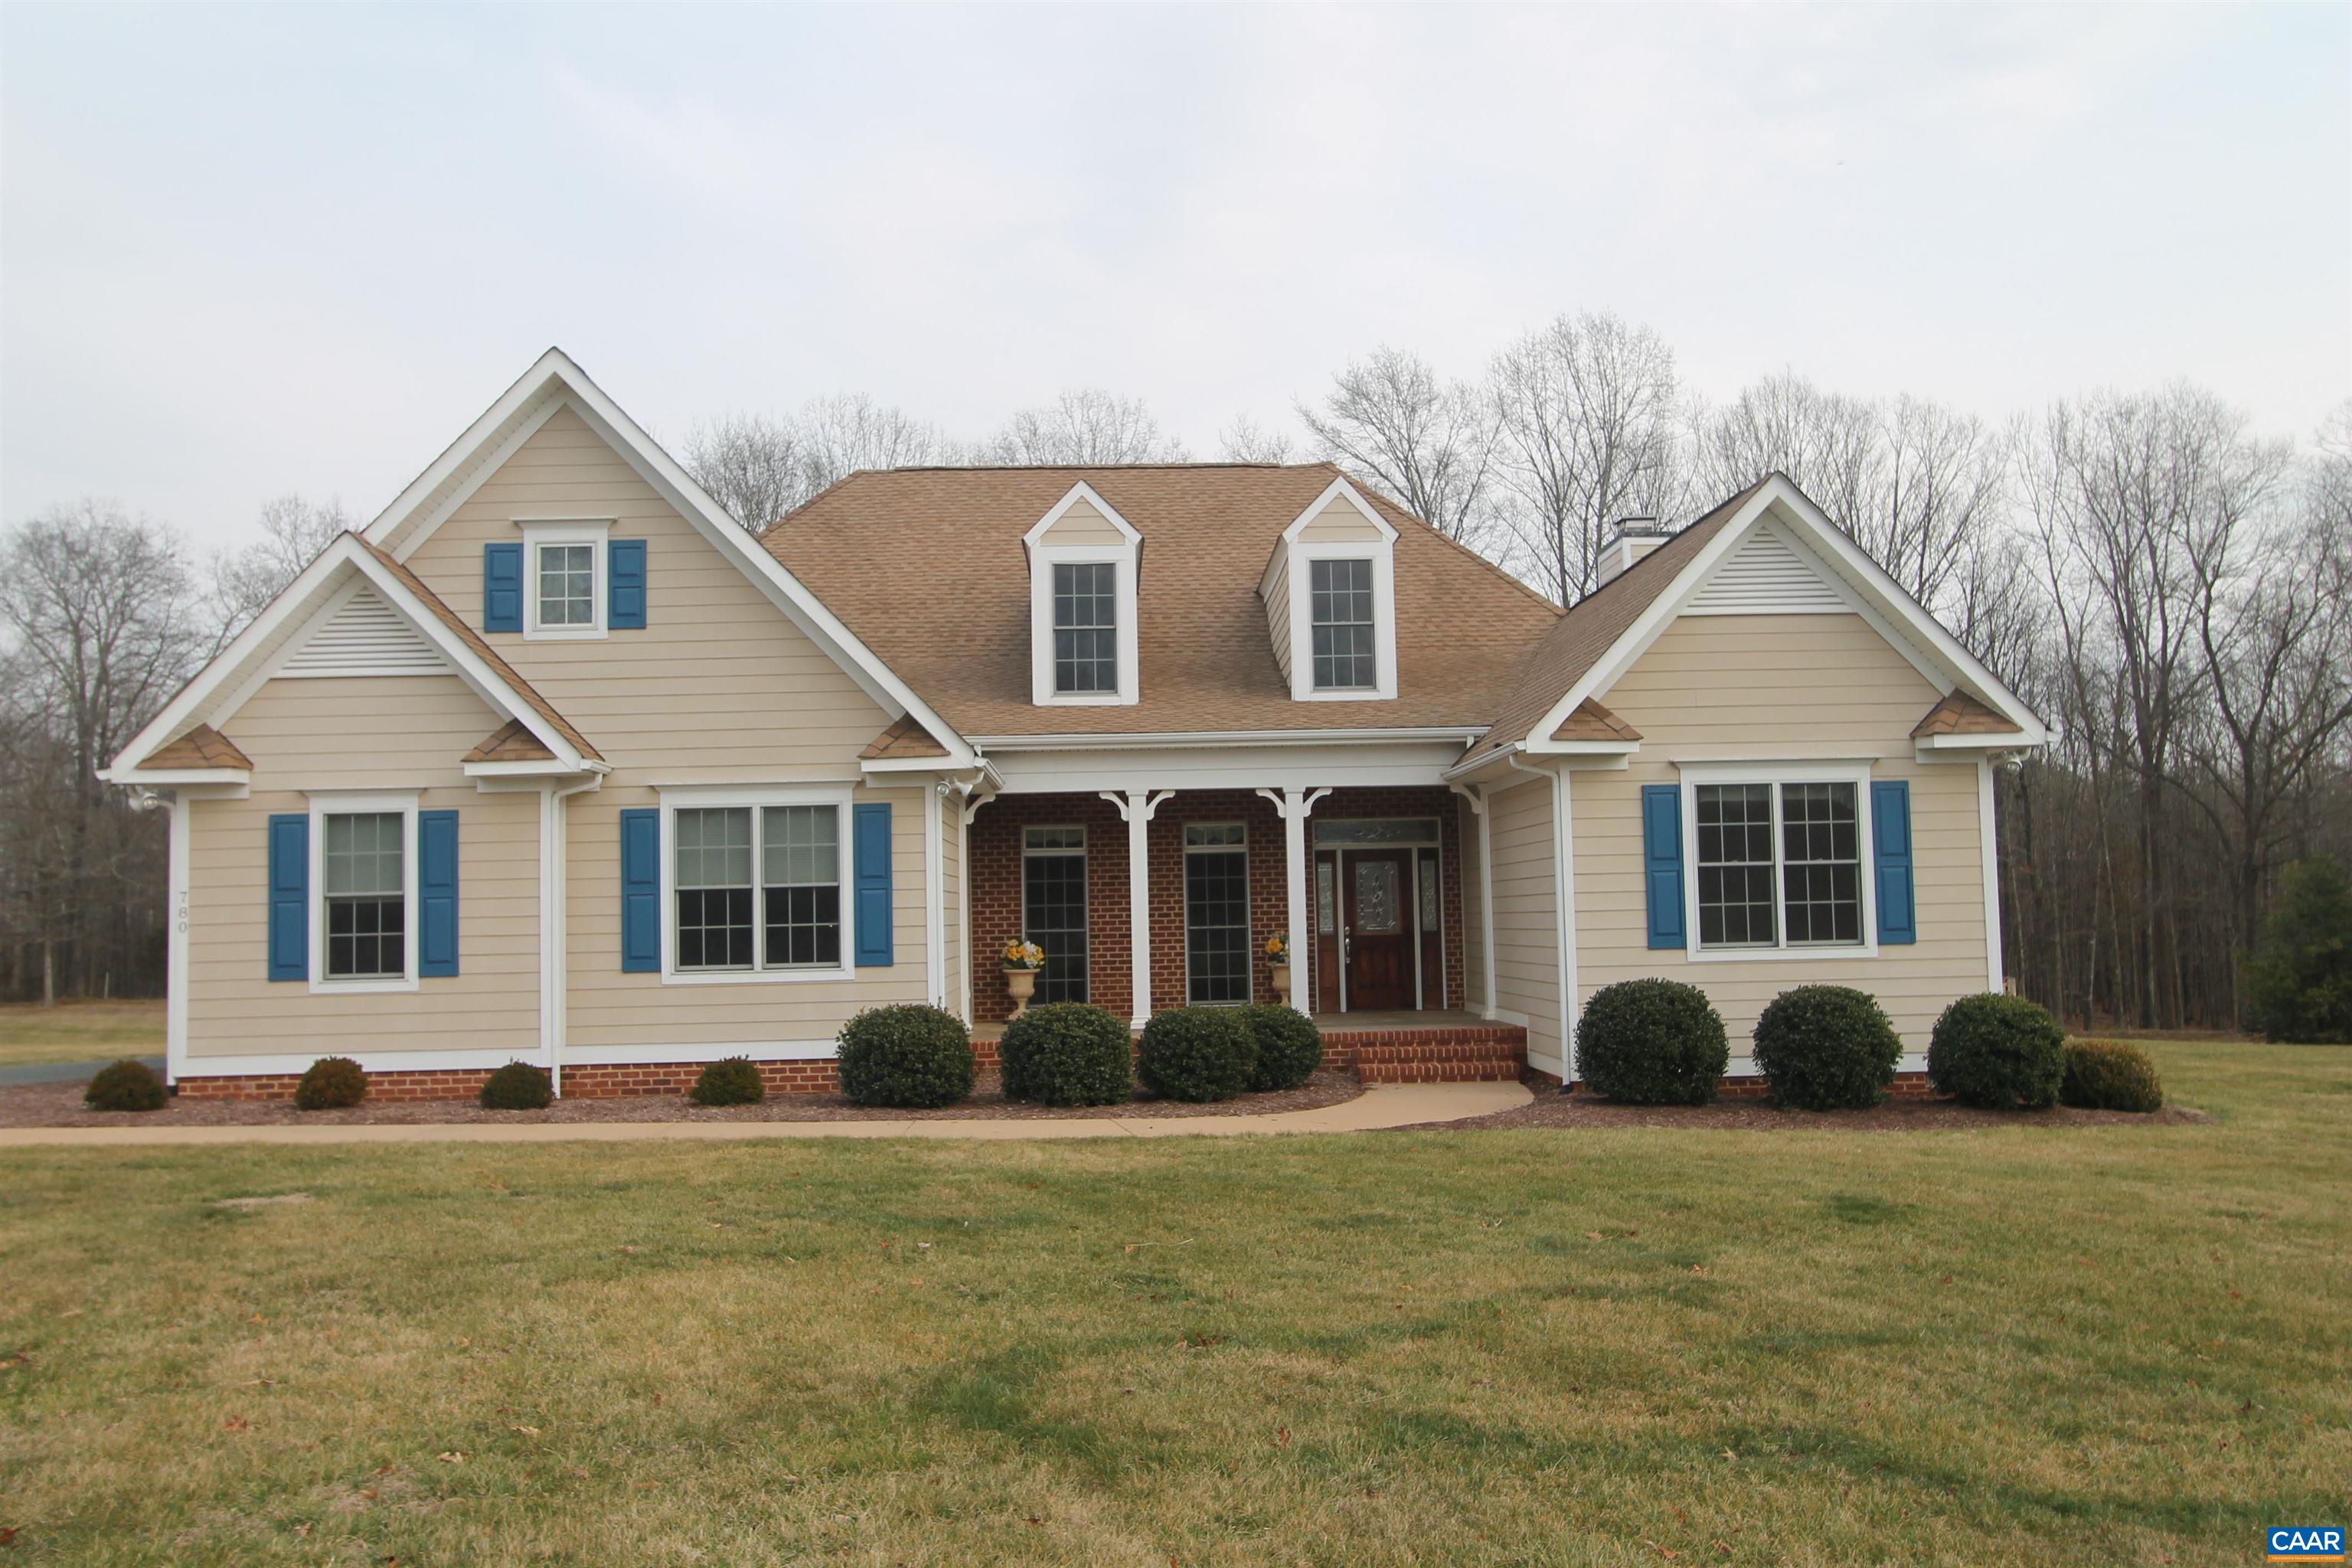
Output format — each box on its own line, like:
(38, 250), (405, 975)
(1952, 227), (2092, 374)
(1694, 780), (1864, 951)
(1184, 822), (1250, 1004)
(324, 812), (404, 978)
(1051, 562), (1119, 694)
(1308, 557), (1378, 690)
(537, 543), (596, 628)
(1023, 825), (1089, 1003)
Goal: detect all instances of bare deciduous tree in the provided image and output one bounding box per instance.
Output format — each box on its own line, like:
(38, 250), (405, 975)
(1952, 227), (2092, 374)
(1298, 348), (1495, 545)
(212, 493), (353, 635)
(1487, 312), (1682, 603)
(682, 413), (812, 534)
(982, 389), (1187, 465)
(1217, 415), (1298, 464)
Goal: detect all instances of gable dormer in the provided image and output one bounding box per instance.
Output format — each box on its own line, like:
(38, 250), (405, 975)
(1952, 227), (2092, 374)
(1259, 477), (1399, 702)
(1024, 482), (1141, 707)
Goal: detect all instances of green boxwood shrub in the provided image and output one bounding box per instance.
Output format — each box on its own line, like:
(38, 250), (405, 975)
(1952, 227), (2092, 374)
(2060, 1039), (2165, 1113)
(84, 1059), (166, 1113)
(689, 1057), (766, 1107)
(478, 1060), (552, 1111)
(2242, 855), (2352, 1044)
(1751, 985), (1903, 1110)
(836, 1004), (975, 1109)
(998, 1003), (1132, 1106)
(1239, 1004), (1324, 1093)
(1575, 978), (1730, 1105)
(294, 1056), (368, 1111)
(1137, 1007), (1258, 1103)
(1926, 993), (2065, 1109)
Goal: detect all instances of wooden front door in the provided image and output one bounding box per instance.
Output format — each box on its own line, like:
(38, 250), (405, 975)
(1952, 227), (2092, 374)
(1342, 849), (1415, 1010)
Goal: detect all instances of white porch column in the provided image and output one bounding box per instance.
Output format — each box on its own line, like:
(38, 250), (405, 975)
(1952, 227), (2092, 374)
(1102, 789), (1173, 1030)
(1452, 783), (1499, 1021)
(1257, 786), (1331, 1014)
(958, 787), (996, 1024)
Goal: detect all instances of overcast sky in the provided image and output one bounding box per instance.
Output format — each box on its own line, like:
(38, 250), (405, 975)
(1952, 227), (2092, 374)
(4, 2), (2346, 551)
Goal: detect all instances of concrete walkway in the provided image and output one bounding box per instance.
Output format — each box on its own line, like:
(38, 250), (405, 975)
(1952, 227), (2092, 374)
(0, 1056), (164, 1086)
(0, 1080), (1530, 1148)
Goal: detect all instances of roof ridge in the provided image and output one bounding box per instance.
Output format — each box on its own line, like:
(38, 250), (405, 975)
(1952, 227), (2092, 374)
(1341, 470), (1566, 622)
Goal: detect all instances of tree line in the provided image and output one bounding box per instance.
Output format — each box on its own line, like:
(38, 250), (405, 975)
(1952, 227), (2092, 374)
(5, 328), (2345, 1034)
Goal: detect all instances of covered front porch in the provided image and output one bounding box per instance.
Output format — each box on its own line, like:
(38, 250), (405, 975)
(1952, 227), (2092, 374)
(961, 783), (1489, 1029)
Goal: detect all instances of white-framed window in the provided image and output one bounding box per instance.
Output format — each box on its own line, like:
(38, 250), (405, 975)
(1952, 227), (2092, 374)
(518, 519), (611, 641)
(1272, 480), (1400, 702)
(1679, 763), (1877, 962)
(1308, 557), (1378, 691)
(1022, 825), (1089, 1004)
(1184, 822), (1250, 1004)
(659, 785), (853, 983)
(308, 791), (418, 994)
(1025, 482), (1142, 707)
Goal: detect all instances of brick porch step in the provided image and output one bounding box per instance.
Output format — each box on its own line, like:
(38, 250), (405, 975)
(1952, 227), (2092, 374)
(1321, 1023), (1528, 1084)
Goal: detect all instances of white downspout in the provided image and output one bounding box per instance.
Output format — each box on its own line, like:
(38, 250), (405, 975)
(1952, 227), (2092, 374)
(1509, 753), (1576, 1084)
(543, 774), (603, 1097)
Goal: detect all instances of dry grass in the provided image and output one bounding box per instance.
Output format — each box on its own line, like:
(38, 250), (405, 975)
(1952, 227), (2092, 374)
(2, 1037), (2347, 1566)
(0, 998), (163, 1067)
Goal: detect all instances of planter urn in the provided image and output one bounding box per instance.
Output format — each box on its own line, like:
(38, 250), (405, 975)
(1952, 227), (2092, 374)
(1003, 966), (1038, 1019)
(1269, 962), (1292, 1006)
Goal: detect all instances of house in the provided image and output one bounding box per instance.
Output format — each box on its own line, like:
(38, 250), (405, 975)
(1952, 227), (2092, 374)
(101, 350), (2046, 1098)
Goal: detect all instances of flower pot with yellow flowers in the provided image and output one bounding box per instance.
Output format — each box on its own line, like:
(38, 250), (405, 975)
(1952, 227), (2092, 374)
(1264, 933), (1293, 1005)
(1001, 939), (1046, 1018)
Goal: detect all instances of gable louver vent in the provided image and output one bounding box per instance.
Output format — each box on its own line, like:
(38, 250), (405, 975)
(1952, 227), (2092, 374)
(279, 584), (450, 678)
(1684, 521), (1851, 616)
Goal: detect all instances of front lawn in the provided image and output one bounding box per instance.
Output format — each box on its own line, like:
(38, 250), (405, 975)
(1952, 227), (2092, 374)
(2, 1037), (2347, 1566)
(0, 998), (164, 1067)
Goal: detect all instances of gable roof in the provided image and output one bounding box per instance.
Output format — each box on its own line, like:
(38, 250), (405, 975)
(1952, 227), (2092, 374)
(768, 462), (1560, 739)
(142, 724), (252, 771)
(359, 348), (975, 769)
(1912, 690), (2024, 739)
(464, 718), (559, 764)
(103, 534), (603, 781)
(860, 714), (951, 760)
(1459, 472), (2047, 771)
(1550, 698), (1642, 744)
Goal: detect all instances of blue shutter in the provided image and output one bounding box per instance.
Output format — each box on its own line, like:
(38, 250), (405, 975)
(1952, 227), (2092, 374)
(620, 808), (660, 972)
(853, 802), (893, 967)
(608, 539), (647, 629)
(1872, 779), (1916, 945)
(266, 814), (308, 982)
(1642, 784), (1686, 950)
(418, 809), (459, 977)
(483, 542), (523, 632)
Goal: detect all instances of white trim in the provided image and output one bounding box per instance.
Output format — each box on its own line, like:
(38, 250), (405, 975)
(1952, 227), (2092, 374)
(1674, 761), (1880, 963)
(971, 727), (1485, 751)
(1979, 758), (2004, 993)
(1452, 785), (1501, 1021)
(655, 783), (856, 985)
(1556, 767), (1577, 1079)
(1519, 477), (2047, 759)
(354, 348), (975, 769)
(1257, 786), (1330, 1015)
(277, 577), (451, 678)
(1102, 789), (1174, 1026)
(1026, 485), (1143, 709)
(166, 793), (190, 1086)
(518, 518), (611, 642)
(168, 1039), (849, 1080)
(986, 740), (1462, 797)
(925, 779), (946, 1009)
(1287, 542), (1400, 703)
(305, 791), (420, 995)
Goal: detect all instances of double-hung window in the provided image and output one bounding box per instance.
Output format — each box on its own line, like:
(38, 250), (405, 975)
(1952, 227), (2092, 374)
(670, 795), (847, 976)
(1184, 823), (1250, 1004)
(1022, 825), (1089, 1003)
(519, 520), (609, 639)
(324, 812), (405, 979)
(1693, 778), (1866, 951)
(1308, 557), (1377, 691)
(1052, 563), (1119, 695)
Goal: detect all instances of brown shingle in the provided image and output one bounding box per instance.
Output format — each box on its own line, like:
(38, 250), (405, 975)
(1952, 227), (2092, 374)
(1468, 479), (1772, 763)
(1549, 698), (1642, 744)
(357, 541), (604, 763)
(142, 724), (252, 770)
(766, 463), (1561, 739)
(463, 718), (559, 763)
(1911, 690), (2020, 738)
(859, 714), (950, 760)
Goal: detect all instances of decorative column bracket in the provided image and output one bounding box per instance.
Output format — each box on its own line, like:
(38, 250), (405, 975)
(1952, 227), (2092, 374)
(1101, 790), (1176, 1029)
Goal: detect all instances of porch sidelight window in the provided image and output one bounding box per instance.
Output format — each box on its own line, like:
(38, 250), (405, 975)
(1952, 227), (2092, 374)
(1694, 781), (1863, 949)
(1184, 823), (1250, 1004)
(1023, 825), (1089, 1003)
(323, 812), (404, 978)
(1052, 563), (1119, 694)
(1308, 557), (1377, 690)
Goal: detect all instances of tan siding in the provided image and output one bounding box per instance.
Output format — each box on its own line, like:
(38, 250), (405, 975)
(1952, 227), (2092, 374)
(1295, 494), (1386, 543)
(402, 405), (892, 781)
(564, 783), (929, 1051)
(1035, 498), (1126, 547)
(1264, 554), (1292, 684)
(185, 675), (539, 1059)
(1458, 795), (1487, 1012)
(1487, 776), (1562, 1070)
(1576, 612), (1984, 1069)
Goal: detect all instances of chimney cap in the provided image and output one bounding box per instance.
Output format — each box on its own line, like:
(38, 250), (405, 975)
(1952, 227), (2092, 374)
(1606, 514), (1670, 537)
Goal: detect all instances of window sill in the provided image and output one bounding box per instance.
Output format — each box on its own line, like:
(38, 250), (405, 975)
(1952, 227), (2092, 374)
(1685, 943), (1879, 963)
(522, 626), (607, 642)
(660, 966), (857, 987)
(307, 975), (420, 995)
(1295, 688), (1393, 702)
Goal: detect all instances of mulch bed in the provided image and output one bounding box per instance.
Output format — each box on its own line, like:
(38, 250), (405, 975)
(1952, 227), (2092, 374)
(0, 1068), (1363, 1130)
(1399, 1088), (2211, 1133)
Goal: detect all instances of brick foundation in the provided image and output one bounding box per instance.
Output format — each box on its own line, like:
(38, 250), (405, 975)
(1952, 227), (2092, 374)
(1542, 1070), (1936, 1099)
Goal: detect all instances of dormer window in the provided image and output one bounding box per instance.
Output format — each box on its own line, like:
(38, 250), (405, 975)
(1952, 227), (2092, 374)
(1309, 557), (1377, 690)
(1026, 482), (1141, 707)
(1262, 478), (1400, 702)
(1052, 562), (1119, 694)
